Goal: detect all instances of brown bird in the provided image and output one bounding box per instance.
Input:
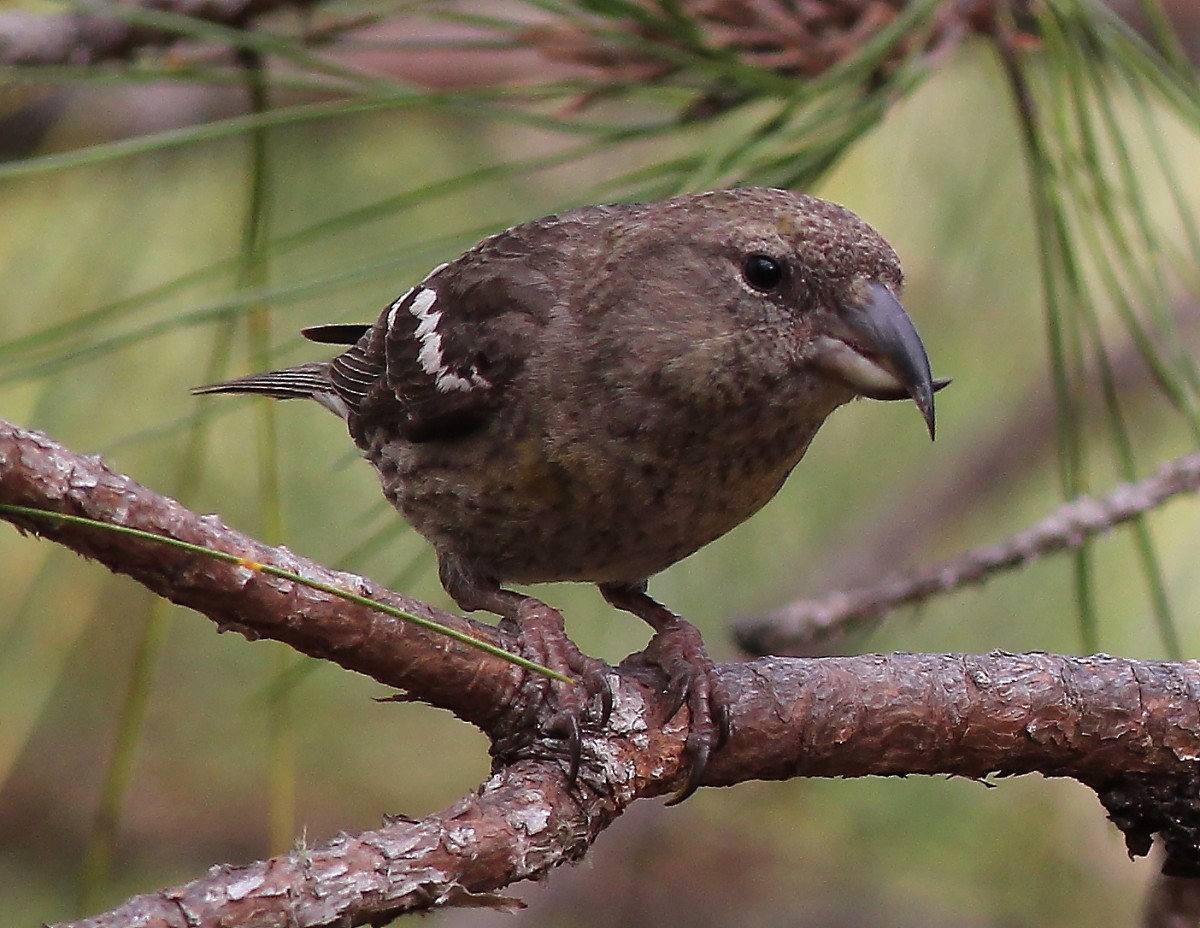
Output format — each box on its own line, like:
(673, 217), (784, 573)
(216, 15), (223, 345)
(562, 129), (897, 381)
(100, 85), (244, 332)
(196, 187), (945, 801)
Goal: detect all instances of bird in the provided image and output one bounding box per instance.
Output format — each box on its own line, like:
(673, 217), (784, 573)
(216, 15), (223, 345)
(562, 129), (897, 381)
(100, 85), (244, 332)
(195, 187), (946, 802)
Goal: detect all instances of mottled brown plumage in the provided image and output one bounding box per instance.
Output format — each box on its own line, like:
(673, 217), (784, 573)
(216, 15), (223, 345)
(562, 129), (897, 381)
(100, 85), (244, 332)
(196, 187), (944, 801)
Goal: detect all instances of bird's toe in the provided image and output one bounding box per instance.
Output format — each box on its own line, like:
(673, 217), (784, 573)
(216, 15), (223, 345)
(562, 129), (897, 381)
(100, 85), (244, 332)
(491, 597), (612, 786)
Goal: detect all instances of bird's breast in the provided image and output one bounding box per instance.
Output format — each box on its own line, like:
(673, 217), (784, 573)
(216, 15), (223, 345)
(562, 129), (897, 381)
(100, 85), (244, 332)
(365, 387), (832, 586)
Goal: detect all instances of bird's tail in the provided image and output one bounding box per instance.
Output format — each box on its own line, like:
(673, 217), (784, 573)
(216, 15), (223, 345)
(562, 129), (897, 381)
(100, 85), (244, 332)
(193, 362), (348, 417)
(192, 362), (330, 400)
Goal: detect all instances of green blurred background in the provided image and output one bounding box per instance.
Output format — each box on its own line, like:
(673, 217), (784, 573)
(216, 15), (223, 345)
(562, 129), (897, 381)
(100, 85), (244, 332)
(2, 5), (1199, 925)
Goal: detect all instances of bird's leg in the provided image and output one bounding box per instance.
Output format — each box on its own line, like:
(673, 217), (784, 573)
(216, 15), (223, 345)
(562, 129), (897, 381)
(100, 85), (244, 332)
(600, 581), (730, 804)
(439, 559), (611, 784)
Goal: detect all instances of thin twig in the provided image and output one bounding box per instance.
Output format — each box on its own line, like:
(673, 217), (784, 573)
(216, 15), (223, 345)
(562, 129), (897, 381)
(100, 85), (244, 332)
(736, 451), (1200, 655)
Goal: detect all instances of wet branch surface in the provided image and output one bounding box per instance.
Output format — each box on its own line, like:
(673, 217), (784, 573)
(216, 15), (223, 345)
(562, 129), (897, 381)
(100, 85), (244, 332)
(3, 416), (1200, 928)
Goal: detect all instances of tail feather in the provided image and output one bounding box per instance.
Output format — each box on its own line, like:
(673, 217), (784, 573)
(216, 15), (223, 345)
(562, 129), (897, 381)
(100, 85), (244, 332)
(302, 323), (371, 345)
(192, 362), (349, 418)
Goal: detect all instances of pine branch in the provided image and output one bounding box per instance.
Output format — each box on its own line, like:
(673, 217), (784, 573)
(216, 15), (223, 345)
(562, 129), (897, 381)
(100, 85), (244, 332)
(736, 450), (1200, 655)
(4, 415), (1200, 926)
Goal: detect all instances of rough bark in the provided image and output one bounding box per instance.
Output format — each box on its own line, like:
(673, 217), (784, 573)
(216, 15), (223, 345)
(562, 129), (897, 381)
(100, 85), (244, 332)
(3, 416), (1200, 927)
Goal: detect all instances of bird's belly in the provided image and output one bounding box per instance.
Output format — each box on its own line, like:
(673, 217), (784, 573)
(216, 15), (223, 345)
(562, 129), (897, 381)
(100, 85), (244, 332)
(366, 418), (817, 585)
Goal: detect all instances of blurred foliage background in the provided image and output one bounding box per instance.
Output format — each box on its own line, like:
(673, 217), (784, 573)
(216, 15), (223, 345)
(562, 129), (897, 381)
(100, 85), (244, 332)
(2, 0), (1200, 925)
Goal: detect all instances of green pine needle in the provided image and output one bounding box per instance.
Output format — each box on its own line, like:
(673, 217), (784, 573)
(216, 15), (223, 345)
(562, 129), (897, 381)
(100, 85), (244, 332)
(0, 504), (572, 684)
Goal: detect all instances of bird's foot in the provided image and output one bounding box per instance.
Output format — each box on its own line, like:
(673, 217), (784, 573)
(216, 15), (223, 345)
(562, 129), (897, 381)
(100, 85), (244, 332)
(602, 584), (730, 804)
(492, 597), (612, 785)
(637, 619), (731, 804)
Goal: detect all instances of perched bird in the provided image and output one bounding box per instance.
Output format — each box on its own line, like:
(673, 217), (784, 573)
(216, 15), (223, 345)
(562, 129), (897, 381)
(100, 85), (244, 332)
(196, 187), (945, 801)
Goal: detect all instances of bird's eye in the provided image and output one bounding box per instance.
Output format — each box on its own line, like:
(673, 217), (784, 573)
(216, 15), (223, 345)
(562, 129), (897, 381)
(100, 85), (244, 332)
(742, 254), (784, 292)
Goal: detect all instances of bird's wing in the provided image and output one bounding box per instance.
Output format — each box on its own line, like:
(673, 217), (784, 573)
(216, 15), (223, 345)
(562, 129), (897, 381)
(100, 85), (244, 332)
(346, 243), (557, 443)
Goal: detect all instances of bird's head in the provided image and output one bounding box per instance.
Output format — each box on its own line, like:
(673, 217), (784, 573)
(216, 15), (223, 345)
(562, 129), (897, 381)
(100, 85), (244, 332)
(680, 187), (947, 438)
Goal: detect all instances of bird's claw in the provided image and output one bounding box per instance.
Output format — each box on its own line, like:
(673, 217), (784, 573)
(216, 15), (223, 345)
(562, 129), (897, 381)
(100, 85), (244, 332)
(627, 607), (729, 805)
(545, 711), (583, 784)
(661, 663), (729, 805)
(668, 730), (712, 806)
(493, 599), (611, 787)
